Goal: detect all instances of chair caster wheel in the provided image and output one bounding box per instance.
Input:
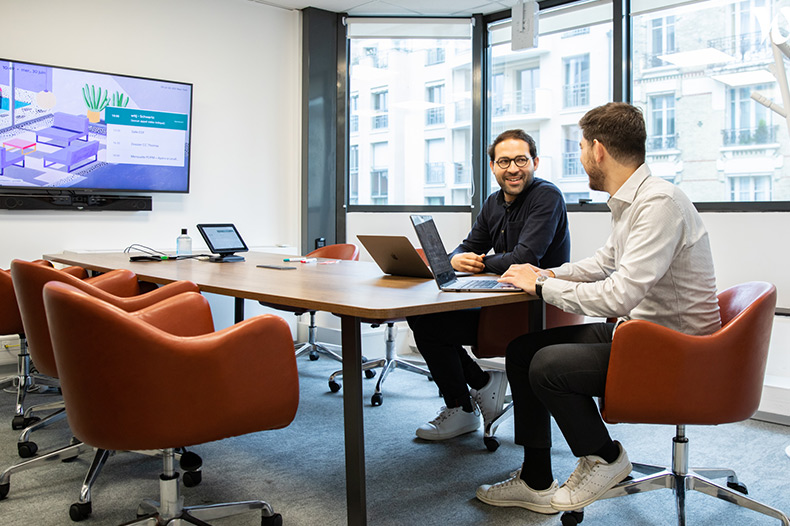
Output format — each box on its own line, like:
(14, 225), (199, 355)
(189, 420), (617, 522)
(0, 482), (9, 500)
(364, 369), (376, 379)
(12, 415), (39, 430)
(483, 436), (500, 452)
(328, 380), (341, 393)
(18, 441), (38, 458)
(428, 376), (433, 382)
(183, 469), (202, 488)
(308, 351), (319, 361)
(69, 501), (92, 522)
(371, 393), (383, 406)
(560, 510), (584, 525)
(262, 512), (283, 526)
(727, 480), (748, 494)
(179, 451), (202, 472)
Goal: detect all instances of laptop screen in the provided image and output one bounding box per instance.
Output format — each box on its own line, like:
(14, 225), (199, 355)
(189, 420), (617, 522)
(410, 215), (457, 285)
(196, 223), (249, 255)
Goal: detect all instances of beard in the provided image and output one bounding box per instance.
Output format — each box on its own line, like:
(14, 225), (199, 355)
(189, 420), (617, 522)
(586, 163), (605, 192)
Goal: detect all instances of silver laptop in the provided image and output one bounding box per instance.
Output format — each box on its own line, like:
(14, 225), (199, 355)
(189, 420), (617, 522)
(357, 235), (434, 279)
(410, 215), (521, 293)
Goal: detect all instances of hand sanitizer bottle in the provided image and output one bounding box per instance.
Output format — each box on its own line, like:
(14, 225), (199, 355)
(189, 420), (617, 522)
(176, 228), (192, 256)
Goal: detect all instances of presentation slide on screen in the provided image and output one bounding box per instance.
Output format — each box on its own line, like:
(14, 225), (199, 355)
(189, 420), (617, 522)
(105, 107), (188, 167)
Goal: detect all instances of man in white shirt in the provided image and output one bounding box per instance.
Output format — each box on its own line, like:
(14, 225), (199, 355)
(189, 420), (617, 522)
(475, 102), (720, 515)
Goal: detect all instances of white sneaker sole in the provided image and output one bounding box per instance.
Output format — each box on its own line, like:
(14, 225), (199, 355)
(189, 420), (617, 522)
(550, 462), (633, 511)
(415, 421), (479, 441)
(475, 488), (559, 514)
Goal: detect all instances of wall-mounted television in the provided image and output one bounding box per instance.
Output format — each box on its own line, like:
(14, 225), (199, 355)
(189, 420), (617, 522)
(0, 58), (192, 195)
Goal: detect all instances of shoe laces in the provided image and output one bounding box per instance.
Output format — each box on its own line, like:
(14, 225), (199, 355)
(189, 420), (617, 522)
(492, 469), (522, 489)
(429, 406), (477, 426)
(563, 456), (599, 490)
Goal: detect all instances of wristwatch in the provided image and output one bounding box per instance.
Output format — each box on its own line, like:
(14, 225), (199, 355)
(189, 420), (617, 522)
(535, 275), (548, 299)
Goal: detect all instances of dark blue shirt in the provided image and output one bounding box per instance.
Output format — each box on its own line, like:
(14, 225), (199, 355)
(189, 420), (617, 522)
(450, 177), (570, 275)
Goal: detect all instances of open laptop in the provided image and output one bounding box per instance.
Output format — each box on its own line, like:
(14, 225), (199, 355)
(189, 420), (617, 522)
(357, 235), (434, 279)
(410, 214), (520, 292)
(196, 223), (249, 262)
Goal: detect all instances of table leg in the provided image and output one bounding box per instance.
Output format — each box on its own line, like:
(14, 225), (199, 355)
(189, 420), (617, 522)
(340, 315), (367, 526)
(234, 297), (244, 324)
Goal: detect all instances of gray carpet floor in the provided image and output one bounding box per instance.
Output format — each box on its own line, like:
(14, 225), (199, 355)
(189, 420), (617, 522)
(0, 358), (789, 525)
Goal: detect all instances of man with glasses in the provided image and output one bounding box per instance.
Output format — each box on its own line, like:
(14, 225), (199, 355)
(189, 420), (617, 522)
(408, 129), (570, 441)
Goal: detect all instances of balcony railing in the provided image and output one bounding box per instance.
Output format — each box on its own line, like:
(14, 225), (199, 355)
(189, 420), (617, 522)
(563, 83), (589, 108)
(562, 151), (585, 177)
(492, 89), (538, 116)
(708, 32), (769, 62)
(372, 114), (388, 130)
(647, 134), (677, 151)
(425, 162), (445, 184)
(349, 115), (358, 133)
(425, 107), (445, 126)
(721, 125), (778, 146)
(454, 162), (471, 184)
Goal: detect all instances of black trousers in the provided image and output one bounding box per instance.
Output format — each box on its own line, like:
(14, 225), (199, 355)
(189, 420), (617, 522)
(406, 309), (489, 407)
(506, 322), (616, 457)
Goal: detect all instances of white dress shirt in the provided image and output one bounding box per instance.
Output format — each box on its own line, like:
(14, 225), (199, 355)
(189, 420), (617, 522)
(542, 164), (721, 336)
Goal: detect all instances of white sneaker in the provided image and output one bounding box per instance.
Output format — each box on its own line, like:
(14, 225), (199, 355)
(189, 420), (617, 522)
(476, 468), (559, 514)
(415, 406), (480, 441)
(550, 441), (632, 511)
(470, 371), (508, 425)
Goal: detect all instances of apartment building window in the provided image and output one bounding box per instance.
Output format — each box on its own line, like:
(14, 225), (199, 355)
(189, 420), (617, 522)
(425, 196), (445, 205)
(426, 48), (445, 65)
(349, 145), (359, 204)
(729, 175), (772, 201)
(492, 73), (506, 116)
(648, 16), (676, 67)
(562, 126), (585, 178)
(371, 89), (388, 130)
(350, 93), (359, 134)
(517, 68), (539, 113)
(370, 141), (389, 204)
(648, 94), (676, 150)
(347, 18), (472, 207)
(425, 138), (446, 185)
(426, 83), (445, 126)
(724, 84), (775, 145)
(563, 55), (590, 108)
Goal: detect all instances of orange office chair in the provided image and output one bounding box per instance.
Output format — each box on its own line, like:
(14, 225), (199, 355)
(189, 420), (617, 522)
(1, 260), (199, 520)
(327, 247), (432, 406)
(43, 281), (298, 526)
(560, 282), (790, 526)
(260, 243), (361, 362)
(473, 301), (585, 451)
(0, 260), (81, 430)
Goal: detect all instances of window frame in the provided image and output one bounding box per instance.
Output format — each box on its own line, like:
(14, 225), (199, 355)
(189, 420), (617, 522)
(341, 2), (790, 215)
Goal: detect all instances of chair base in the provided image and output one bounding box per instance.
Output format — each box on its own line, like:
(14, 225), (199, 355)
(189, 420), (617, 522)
(1, 336), (61, 429)
(294, 312), (343, 363)
(328, 323), (431, 406)
(120, 449), (280, 526)
(562, 426), (790, 526)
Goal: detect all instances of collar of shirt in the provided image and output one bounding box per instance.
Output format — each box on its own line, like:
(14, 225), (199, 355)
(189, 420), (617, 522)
(607, 164), (651, 220)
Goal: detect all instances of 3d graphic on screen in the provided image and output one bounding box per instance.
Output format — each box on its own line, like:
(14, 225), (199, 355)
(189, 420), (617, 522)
(0, 58), (192, 196)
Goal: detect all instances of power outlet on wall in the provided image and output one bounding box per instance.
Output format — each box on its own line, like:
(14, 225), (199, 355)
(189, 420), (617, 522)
(0, 336), (20, 367)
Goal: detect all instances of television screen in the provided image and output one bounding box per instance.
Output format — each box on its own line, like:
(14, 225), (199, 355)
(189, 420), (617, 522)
(0, 58), (192, 193)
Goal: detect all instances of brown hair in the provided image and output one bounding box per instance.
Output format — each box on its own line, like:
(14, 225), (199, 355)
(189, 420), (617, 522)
(578, 102), (646, 166)
(487, 129), (537, 163)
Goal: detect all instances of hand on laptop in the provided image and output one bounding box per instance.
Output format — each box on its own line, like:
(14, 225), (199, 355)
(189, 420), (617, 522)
(451, 252), (486, 274)
(498, 264), (554, 293)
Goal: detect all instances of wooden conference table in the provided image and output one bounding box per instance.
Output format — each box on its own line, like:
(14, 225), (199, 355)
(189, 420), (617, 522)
(44, 250), (540, 526)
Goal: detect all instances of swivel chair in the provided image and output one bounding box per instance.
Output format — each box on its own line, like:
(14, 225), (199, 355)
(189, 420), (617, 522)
(560, 282), (790, 526)
(0, 260), (80, 430)
(259, 243), (360, 362)
(2, 260), (199, 521)
(473, 301), (585, 451)
(44, 281), (298, 526)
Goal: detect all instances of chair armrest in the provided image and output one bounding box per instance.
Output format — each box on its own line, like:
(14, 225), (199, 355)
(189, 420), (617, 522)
(85, 269), (141, 297)
(103, 280), (200, 312)
(133, 291), (214, 336)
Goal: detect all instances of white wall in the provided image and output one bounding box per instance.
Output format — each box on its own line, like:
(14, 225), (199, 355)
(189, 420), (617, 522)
(0, 0), (302, 266)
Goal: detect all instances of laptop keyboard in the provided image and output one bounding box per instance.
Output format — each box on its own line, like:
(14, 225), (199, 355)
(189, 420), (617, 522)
(461, 279), (501, 289)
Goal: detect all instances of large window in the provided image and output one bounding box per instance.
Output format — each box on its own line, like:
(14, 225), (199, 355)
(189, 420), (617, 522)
(346, 18), (472, 206)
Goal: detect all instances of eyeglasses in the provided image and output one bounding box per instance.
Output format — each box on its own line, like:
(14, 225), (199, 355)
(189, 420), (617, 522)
(495, 156), (532, 169)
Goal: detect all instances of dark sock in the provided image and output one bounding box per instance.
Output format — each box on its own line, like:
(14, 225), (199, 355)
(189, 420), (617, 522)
(468, 370), (490, 391)
(593, 440), (620, 464)
(447, 395), (475, 413)
(519, 447), (553, 490)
